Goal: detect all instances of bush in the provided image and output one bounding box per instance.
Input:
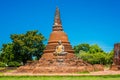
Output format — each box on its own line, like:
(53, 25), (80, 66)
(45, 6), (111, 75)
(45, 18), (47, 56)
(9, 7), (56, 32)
(77, 52), (107, 65)
(8, 61), (21, 67)
(0, 62), (6, 67)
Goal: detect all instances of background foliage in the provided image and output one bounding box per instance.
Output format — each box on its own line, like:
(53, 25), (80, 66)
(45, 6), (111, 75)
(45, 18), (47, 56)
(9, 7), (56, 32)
(74, 44), (114, 65)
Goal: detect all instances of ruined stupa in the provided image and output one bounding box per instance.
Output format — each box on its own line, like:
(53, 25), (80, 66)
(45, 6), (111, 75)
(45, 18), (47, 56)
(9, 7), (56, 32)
(42, 7), (75, 60)
(17, 7), (103, 73)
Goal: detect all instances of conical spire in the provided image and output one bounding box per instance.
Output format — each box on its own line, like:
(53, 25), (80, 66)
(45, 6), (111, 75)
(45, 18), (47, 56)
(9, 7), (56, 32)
(53, 7), (63, 31)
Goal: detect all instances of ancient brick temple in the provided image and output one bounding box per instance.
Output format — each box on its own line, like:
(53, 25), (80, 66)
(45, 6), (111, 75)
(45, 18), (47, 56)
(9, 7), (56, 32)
(42, 7), (74, 60)
(111, 43), (120, 70)
(17, 7), (103, 73)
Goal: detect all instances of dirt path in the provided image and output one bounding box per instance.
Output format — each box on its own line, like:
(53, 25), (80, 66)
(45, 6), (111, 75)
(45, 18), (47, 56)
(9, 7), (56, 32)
(2, 70), (120, 76)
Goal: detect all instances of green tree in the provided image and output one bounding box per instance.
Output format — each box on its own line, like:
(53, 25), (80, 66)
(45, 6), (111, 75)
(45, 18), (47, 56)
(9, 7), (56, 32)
(89, 44), (103, 53)
(10, 30), (46, 64)
(0, 43), (14, 64)
(105, 50), (114, 64)
(74, 43), (90, 53)
(0, 49), (2, 61)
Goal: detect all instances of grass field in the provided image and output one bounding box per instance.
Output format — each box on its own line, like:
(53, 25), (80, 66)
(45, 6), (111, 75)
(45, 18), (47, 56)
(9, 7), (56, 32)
(0, 75), (120, 80)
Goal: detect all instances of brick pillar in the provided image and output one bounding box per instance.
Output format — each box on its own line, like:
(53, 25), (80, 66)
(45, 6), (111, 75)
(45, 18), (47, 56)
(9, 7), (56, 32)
(110, 43), (120, 70)
(114, 43), (120, 65)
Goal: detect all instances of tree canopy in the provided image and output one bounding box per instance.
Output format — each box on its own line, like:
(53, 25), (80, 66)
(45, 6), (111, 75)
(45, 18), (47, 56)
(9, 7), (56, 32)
(0, 30), (46, 65)
(0, 43), (14, 64)
(74, 43), (90, 53)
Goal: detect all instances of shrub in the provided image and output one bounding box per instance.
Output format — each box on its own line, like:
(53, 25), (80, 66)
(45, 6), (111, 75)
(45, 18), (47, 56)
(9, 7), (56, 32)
(77, 52), (107, 65)
(8, 61), (21, 67)
(0, 62), (6, 67)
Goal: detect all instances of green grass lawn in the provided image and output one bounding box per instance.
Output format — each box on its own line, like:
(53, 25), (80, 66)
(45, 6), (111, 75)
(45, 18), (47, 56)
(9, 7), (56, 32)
(0, 75), (120, 80)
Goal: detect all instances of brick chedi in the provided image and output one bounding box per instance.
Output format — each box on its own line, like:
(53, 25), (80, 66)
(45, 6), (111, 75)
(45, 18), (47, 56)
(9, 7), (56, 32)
(17, 7), (104, 73)
(42, 7), (75, 60)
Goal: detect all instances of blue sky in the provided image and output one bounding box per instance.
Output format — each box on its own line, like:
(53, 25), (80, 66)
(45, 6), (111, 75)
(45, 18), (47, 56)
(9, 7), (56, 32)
(0, 0), (120, 52)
